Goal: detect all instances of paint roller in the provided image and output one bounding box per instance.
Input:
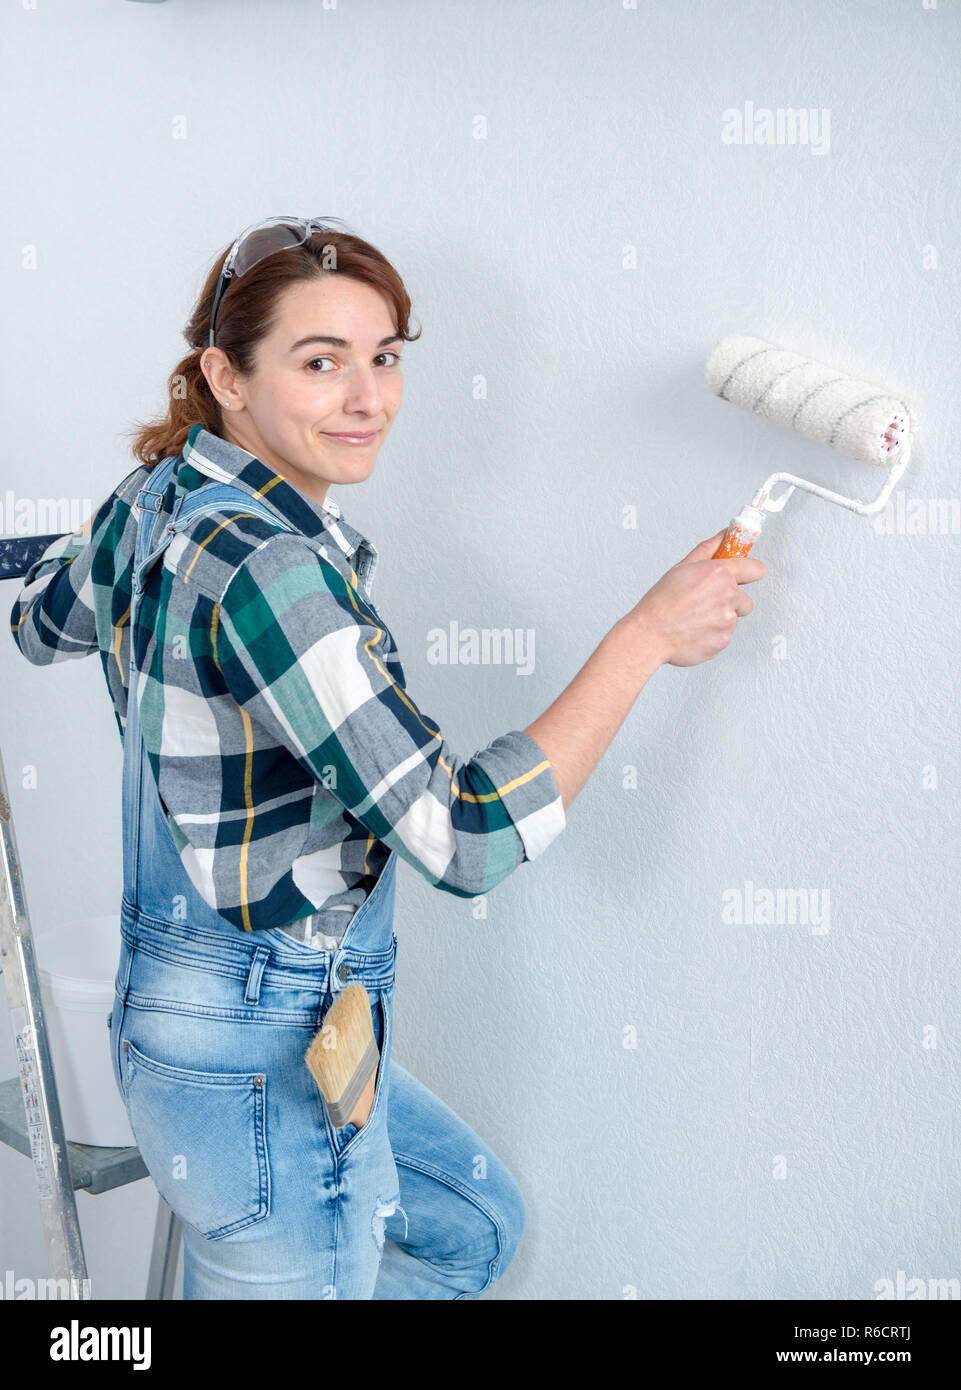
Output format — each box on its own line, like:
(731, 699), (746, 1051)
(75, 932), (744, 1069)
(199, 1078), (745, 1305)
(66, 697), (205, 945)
(705, 335), (917, 557)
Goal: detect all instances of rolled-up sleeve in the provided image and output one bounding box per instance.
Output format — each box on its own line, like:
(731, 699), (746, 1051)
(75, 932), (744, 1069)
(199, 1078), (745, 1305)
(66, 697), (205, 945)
(9, 531), (98, 664)
(465, 728), (568, 862)
(8, 470), (140, 666)
(212, 534), (566, 898)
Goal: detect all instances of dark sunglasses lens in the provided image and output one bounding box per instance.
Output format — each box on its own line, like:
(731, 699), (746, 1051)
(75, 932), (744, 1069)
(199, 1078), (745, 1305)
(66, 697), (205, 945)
(233, 223), (306, 278)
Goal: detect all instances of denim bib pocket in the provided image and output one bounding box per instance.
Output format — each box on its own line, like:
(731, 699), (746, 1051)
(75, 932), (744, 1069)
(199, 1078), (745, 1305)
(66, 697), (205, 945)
(122, 1038), (271, 1240)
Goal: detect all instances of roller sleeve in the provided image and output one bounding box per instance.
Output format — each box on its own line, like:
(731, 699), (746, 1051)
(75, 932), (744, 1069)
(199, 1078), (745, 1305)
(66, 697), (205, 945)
(706, 334), (912, 467)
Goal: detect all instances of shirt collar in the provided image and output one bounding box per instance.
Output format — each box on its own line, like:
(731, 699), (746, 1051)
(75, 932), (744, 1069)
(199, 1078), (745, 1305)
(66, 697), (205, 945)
(180, 423), (379, 587)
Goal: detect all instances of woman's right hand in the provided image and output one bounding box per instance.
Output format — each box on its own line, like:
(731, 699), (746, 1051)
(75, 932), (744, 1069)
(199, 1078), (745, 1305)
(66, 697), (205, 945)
(627, 531), (767, 667)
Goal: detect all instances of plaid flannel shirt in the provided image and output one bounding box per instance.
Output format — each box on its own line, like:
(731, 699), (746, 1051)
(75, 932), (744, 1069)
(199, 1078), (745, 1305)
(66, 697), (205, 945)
(9, 423), (566, 937)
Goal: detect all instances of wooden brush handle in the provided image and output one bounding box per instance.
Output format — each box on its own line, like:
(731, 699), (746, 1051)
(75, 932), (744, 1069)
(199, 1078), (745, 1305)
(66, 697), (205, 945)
(348, 1068), (378, 1129)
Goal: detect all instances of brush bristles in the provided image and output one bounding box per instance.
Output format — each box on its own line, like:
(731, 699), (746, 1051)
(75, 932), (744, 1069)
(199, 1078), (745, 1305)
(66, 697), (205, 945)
(304, 983), (378, 1127)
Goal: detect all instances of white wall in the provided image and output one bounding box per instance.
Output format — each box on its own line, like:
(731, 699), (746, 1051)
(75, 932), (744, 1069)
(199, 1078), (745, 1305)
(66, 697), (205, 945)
(1, 0), (958, 1301)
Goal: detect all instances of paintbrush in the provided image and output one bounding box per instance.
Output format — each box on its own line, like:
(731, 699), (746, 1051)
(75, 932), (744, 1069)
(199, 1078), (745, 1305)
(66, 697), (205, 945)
(304, 983), (380, 1129)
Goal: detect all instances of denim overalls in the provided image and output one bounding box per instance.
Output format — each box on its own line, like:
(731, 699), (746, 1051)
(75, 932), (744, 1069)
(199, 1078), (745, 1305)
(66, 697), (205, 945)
(107, 453), (527, 1299)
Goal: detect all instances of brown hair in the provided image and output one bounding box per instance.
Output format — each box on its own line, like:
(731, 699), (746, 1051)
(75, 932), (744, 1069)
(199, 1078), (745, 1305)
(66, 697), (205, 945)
(125, 220), (421, 468)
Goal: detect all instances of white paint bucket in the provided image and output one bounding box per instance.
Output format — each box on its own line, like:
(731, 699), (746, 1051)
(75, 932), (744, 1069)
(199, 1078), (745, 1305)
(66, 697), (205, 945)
(35, 915), (136, 1148)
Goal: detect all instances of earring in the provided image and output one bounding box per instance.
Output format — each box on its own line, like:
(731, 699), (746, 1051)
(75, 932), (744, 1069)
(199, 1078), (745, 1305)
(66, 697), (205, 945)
(223, 401), (229, 407)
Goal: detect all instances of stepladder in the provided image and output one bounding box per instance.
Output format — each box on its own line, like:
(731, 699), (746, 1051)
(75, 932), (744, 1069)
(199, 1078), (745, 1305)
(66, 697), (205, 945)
(1, 531), (182, 1299)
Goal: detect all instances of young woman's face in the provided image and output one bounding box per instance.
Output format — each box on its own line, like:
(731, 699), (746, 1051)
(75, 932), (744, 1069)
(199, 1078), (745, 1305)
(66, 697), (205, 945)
(208, 274), (404, 508)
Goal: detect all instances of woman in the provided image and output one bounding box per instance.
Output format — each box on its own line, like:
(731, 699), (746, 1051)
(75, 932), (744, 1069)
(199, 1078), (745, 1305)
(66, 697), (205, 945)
(10, 216), (764, 1298)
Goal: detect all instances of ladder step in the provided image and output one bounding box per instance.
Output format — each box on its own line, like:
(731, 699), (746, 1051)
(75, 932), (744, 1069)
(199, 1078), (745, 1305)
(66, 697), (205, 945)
(0, 1077), (148, 1195)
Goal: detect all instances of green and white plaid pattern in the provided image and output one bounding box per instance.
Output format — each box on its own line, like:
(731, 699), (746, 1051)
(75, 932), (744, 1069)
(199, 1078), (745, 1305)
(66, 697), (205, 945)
(10, 423), (566, 936)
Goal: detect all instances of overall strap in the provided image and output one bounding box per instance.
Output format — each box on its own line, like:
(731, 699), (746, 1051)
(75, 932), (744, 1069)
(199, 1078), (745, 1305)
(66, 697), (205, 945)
(134, 457), (294, 544)
(167, 479), (295, 537)
(127, 467), (298, 763)
(134, 455), (179, 563)
(131, 459), (287, 606)
(133, 466), (294, 594)
(131, 465), (295, 637)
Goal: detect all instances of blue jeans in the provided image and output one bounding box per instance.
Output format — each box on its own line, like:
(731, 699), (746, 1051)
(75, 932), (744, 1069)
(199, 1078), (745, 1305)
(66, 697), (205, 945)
(109, 469), (527, 1298)
(108, 859), (526, 1299)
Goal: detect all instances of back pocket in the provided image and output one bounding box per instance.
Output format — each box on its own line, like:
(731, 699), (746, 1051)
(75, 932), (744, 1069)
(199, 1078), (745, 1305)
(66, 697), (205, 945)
(122, 1039), (270, 1240)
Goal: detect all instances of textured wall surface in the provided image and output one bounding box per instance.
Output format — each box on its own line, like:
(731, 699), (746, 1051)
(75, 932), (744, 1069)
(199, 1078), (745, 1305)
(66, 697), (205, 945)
(1, 0), (958, 1301)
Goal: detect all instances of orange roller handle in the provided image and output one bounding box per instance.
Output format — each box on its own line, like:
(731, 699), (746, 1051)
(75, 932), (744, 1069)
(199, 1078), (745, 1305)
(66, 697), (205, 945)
(712, 504), (765, 559)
